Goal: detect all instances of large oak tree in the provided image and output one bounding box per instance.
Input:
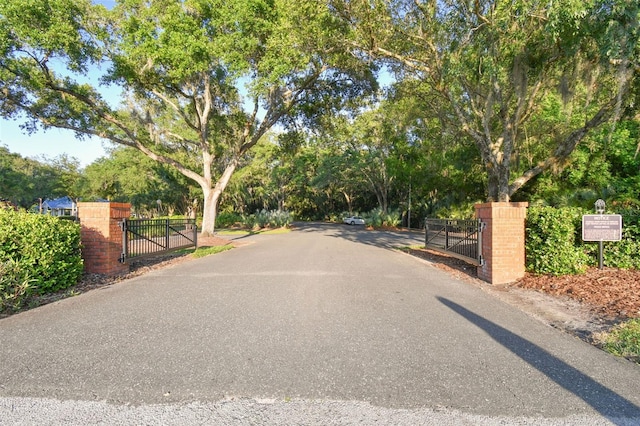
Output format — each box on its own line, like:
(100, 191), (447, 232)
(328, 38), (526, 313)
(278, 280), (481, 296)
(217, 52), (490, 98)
(332, 0), (639, 202)
(0, 0), (375, 234)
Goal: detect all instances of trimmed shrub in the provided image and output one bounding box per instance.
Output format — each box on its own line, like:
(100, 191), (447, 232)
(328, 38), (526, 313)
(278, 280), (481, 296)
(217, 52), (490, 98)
(601, 209), (640, 269)
(0, 209), (83, 309)
(216, 211), (243, 228)
(0, 258), (32, 312)
(525, 206), (590, 275)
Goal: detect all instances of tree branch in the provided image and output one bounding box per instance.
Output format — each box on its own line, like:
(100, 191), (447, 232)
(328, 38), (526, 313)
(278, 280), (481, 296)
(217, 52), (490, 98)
(509, 97), (617, 195)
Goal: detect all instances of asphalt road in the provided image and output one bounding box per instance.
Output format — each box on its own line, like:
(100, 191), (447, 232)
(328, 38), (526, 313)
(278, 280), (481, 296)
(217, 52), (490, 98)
(1, 222), (639, 425)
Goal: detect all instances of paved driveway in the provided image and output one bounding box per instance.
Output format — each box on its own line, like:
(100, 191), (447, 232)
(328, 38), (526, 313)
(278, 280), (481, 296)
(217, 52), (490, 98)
(1, 223), (639, 425)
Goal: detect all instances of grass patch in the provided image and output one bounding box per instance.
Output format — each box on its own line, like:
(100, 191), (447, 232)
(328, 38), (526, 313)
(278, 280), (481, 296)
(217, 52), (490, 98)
(399, 245), (426, 251)
(216, 229), (250, 236)
(258, 227), (291, 235)
(600, 318), (640, 364)
(192, 245), (233, 258)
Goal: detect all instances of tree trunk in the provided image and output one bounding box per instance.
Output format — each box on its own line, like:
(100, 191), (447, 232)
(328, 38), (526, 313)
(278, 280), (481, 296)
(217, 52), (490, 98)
(200, 187), (218, 236)
(343, 191), (353, 213)
(199, 159), (238, 236)
(486, 163), (511, 202)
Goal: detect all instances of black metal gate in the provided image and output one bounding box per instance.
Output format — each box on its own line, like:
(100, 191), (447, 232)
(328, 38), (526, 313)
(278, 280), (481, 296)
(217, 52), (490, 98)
(425, 218), (484, 266)
(120, 218), (197, 262)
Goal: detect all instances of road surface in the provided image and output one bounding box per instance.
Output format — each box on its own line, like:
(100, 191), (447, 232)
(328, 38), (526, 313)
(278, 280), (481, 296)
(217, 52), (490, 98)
(1, 223), (639, 425)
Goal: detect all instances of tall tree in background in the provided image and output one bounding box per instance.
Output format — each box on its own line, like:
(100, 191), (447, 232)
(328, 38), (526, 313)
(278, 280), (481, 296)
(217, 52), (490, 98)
(0, 0), (375, 234)
(81, 147), (199, 215)
(333, 0), (639, 202)
(0, 147), (84, 208)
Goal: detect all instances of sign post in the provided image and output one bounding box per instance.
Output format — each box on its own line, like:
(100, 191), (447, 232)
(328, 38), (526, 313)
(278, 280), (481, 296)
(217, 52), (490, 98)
(581, 199), (622, 270)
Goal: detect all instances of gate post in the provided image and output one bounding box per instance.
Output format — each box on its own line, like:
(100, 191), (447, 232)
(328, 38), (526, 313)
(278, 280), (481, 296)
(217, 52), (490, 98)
(78, 202), (131, 275)
(474, 202), (528, 285)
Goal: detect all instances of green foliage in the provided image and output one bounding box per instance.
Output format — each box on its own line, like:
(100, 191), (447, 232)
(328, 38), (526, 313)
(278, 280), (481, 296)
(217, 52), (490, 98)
(362, 208), (401, 227)
(0, 147), (84, 209)
(431, 202), (476, 220)
(526, 206), (640, 274)
(525, 207), (590, 275)
(216, 211), (244, 229)
(244, 209), (292, 229)
(82, 147), (200, 216)
(0, 258), (33, 312)
(516, 119), (640, 210)
(363, 209), (382, 227)
(334, 0), (639, 201)
(1, 0), (377, 235)
(0, 209), (83, 309)
(192, 245), (233, 259)
(601, 210), (640, 269)
(601, 319), (640, 364)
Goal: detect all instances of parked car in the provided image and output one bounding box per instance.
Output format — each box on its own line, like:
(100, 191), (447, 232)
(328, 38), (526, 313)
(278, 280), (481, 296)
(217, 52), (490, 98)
(343, 216), (365, 225)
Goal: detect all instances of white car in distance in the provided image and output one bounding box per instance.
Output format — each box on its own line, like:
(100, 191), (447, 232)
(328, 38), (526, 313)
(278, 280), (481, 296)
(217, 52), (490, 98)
(343, 216), (365, 225)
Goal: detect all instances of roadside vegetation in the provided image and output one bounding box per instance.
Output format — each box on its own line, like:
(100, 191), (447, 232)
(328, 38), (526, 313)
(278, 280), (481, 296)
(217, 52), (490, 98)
(599, 319), (640, 364)
(0, 209), (82, 313)
(189, 245), (234, 259)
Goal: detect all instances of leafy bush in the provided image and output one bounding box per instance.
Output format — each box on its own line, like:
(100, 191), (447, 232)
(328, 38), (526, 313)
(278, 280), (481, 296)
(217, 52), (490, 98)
(432, 202), (476, 219)
(526, 206), (640, 274)
(525, 206), (590, 275)
(601, 210), (640, 269)
(216, 211), (243, 228)
(383, 209), (402, 227)
(0, 258), (33, 312)
(364, 208), (383, 227)
(0, 209), (83, 307)
(361, 208), (401, 228)
(244, 209), (292, 229)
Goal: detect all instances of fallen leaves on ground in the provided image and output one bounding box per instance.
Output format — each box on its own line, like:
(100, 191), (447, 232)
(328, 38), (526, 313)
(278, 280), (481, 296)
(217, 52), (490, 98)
(515, 268), (640, 320)
(406, 247), (640, 322)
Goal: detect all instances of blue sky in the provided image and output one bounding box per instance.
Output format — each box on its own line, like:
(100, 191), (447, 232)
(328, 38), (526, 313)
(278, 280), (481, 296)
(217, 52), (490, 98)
(0, 0), (117, 167)
(1, 0), (391, 168)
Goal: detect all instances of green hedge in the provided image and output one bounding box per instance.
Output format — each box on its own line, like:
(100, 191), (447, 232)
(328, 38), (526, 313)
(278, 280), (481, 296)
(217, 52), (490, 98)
(0, 209), (83, 311)
(216, 211), (244, 228)
(526, 206), (640, 275)
(599, 209), (640, 270)
(526, 206), (590, 275)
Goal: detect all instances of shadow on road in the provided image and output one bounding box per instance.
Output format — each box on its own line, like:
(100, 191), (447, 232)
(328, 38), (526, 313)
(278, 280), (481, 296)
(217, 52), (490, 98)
(438, 297), (640, 424)
(293, 221), (425, 250)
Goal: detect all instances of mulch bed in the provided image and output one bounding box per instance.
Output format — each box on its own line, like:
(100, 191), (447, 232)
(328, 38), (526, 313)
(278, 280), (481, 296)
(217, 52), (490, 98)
(515, 268), (640, 320)
(406, 247), (640, 321)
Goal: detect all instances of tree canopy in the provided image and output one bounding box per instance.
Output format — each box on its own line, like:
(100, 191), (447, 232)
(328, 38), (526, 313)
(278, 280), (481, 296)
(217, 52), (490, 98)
(0, 0), (376, 234)
(331, 0), (639, 201)
(1, 0), (638, 224)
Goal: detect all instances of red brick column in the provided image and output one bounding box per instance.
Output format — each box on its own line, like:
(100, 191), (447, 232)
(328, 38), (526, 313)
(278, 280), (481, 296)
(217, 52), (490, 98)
(78, 202), (131, 275)
(475, 202), (529, 285)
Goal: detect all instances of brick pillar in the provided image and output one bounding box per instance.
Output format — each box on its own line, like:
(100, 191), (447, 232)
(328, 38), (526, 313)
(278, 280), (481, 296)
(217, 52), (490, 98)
(78, 202), (131, 275)
(475, 202), (528, 285)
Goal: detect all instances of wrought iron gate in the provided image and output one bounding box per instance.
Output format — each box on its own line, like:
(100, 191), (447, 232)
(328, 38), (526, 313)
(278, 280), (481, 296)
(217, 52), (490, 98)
(425, 218), (484, 266)
(120, 218), (197, 262)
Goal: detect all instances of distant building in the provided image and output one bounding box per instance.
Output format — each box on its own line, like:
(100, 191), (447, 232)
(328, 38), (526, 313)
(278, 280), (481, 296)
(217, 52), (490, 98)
(41, 196), (77, 217)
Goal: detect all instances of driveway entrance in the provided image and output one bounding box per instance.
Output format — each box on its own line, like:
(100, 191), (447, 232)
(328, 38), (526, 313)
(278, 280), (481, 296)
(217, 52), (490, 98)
(1, 223), (639, 424)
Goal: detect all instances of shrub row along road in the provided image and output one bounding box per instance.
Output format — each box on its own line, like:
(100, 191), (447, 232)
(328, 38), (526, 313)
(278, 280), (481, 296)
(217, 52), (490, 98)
(1, 223), (639, 425)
